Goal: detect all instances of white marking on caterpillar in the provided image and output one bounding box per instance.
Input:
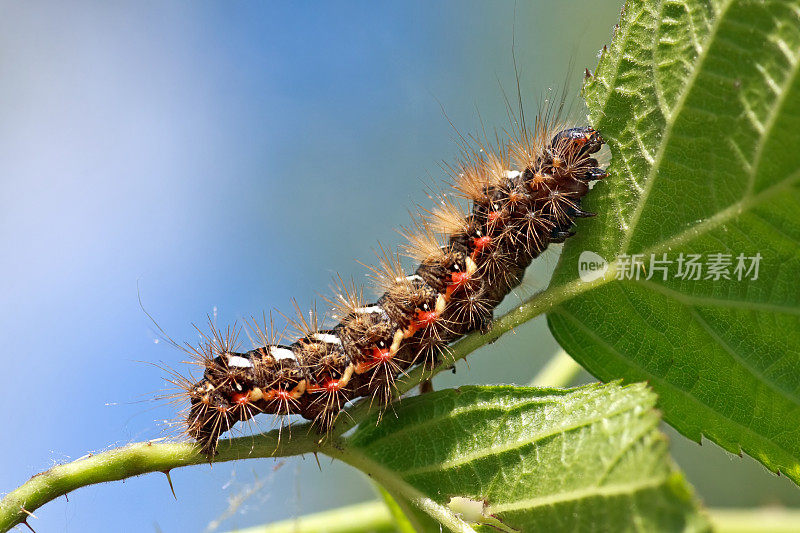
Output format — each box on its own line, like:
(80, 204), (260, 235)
(270, 346), (297, 361)
(227, 355), (253, 368)
(465, 256), (478, 275)
(389, 329), (405, 355)
(312, 333), (342, 345)
(291, 379), (307, 398)
(435, 294), (447, 314)
(396, 274), (424, 284)
(248, 387), (264, 401)
(355, 306), (384, 314)
(339, 363), (355, 386)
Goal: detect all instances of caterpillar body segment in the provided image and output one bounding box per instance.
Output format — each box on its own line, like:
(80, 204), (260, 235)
(180, 126), (606, 454)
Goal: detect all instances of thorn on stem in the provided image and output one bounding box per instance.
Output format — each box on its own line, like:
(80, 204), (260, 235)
(162, 470), (178, 500)
(312, 452), (322, 471)
(19, 510), (38, 533)
(20, 507), (38, 520)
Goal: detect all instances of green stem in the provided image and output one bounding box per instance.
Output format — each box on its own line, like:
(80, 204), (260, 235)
(228, 501), (394, 533)
(0, 278), (590, 532)
(226, 503), (800, 533)
(709, 508), (800, 533)
(324, 439), (477, 533)
(0, 432), (320, 532)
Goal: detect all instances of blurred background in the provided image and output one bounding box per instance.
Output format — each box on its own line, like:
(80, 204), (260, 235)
(1, 2), (798, 531)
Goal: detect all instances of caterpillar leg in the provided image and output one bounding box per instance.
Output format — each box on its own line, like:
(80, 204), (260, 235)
(584, 167), (610, 181)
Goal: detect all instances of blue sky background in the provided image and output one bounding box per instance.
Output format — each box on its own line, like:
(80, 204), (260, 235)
(1, 2), (799, 532)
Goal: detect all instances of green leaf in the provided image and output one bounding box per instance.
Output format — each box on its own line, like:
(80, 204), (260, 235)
(548, 0), (800, 482)
(340, 384), (709, 532)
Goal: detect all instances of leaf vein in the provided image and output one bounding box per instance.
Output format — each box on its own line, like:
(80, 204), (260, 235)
(617, 0), (736, 256)
(553, 308), (800, 464)
(488, 476), (669, 514)
(399, 400), (640, 476)
(688, 306), (800, 405)
(633, 279), (800, 316)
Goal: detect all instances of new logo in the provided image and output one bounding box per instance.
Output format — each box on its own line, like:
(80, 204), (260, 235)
(578, 251), (608, 282)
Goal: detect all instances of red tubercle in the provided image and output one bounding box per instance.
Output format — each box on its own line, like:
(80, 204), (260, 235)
(473, 235), (492, 250)
(308, 379), (342, 392)
(278, 390), (292, 400)
(471, 235), (492, 259)
(355, 346), (395, 374)
(371, 346), (392, 362)
(445, 271), (472, 299)
(232, 392), (249, 405)
(265, 389), (292, 401)
(414, 310), (438, 328)
(324, 379), (342, 392)
(450, 271), (470, 287)
(487, 211), (502, 224)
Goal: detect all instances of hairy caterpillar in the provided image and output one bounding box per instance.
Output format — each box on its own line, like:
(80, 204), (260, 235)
(166, 107), (607, 455)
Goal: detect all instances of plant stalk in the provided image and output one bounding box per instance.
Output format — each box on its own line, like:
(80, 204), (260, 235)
(0, 278), (592, 532)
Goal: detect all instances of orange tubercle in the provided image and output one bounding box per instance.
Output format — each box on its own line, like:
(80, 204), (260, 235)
(450, 271), (470, 288)
(265, 389), (293, 401)
(473, 235), (491, 250)
(232, 392), (249, 405)
(276, 390), (292, 400)
(414, 310), (438, 328)
(371, 346), (392, 362)
(354, 346), (395, 374)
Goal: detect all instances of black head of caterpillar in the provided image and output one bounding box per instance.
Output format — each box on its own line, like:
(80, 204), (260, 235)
(176, 125), (606, 455)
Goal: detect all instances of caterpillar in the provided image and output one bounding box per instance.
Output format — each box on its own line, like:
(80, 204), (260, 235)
(168, 110), (607, 455)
